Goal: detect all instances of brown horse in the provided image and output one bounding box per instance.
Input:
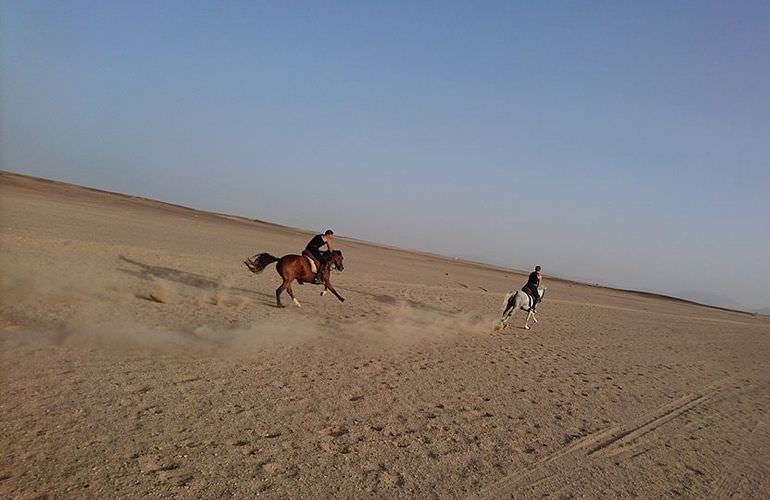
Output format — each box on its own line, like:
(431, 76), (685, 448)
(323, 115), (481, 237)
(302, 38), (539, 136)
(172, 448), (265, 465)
(244, 250), (345, 308)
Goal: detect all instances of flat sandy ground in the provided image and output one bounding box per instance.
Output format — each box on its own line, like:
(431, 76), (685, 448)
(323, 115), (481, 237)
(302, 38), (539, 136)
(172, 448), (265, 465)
(1, 171), (768, 499)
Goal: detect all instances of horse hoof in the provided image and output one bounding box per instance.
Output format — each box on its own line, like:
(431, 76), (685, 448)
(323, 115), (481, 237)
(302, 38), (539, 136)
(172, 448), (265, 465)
(524, 326), (530, 330)
(293, 299), (301, 308)
(277, 303), (285, 308)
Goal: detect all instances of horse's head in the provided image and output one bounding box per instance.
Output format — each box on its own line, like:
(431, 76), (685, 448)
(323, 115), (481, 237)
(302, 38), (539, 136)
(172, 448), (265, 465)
(330, 250), (344, 271)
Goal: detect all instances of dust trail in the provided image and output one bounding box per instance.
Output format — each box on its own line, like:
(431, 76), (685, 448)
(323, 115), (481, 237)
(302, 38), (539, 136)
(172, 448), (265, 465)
(362, 304), (489, 345)
(47, 303), (486, 355)
(1, 269), (492, 357)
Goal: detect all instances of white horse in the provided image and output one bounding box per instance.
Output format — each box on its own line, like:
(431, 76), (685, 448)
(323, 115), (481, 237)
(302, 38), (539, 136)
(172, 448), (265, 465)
(495, 286), (546, 331)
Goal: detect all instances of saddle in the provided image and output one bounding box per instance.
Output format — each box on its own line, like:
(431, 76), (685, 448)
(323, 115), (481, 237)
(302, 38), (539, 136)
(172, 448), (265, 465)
(301, 250), (319, 273)
(521, 286), (538, 308)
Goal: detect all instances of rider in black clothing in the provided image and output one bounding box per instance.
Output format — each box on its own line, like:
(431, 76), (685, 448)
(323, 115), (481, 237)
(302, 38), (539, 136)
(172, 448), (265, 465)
(524, 265), (542, 311)
(304, 230), (334, 284)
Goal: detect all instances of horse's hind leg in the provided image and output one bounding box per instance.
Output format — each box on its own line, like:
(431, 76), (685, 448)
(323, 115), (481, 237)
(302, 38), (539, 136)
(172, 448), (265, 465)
(286, 284), (301, 307)
(276, 279), (290, 308)
(497, 306), (514, 331)
(505, 307), (516, 327)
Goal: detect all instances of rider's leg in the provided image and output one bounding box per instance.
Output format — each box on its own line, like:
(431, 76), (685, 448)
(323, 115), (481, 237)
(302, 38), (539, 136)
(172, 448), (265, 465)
(311, 249), (324, 283)
(528, 285), (539, 311)
(302, 250), (323, 283)
(316, 264), (327, 284)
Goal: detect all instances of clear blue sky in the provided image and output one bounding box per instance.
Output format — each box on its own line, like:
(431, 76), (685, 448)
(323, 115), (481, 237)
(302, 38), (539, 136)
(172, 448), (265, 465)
(2, 1), (769, 310)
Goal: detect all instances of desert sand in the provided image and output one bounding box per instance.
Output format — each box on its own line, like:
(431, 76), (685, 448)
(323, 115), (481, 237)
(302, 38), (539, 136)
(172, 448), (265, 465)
(1, 170), (768, 498)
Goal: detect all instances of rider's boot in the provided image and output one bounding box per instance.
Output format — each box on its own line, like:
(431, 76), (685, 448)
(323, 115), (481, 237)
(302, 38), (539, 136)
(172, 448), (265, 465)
(314, 267), (324, 284)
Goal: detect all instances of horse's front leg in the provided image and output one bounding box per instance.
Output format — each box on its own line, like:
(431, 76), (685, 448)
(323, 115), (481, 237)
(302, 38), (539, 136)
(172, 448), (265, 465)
(320, 285), (328, 297)
(524, 309), (534, 329)
(322, 280), (345, 303)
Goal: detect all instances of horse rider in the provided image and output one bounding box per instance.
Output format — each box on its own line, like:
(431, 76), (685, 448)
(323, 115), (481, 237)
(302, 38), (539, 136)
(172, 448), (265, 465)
(523, 265), (542, 312)
(302, 229), (334, 283)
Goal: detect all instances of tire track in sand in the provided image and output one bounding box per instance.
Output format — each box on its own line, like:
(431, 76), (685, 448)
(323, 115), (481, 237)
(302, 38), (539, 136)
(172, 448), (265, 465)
(476, 371), (763, 499)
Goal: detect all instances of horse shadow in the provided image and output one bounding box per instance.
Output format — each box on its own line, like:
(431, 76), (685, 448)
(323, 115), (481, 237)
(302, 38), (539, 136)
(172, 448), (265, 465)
(117, 255), (274, 303)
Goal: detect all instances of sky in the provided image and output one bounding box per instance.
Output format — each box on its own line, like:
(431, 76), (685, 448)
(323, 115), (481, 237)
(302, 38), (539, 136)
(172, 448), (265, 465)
(2, 1), (769, 310)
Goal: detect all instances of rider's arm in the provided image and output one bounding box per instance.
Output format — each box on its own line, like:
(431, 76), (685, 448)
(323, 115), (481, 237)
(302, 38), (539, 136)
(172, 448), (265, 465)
(324, 238), (333, 252)
(536, 273), (542, 285)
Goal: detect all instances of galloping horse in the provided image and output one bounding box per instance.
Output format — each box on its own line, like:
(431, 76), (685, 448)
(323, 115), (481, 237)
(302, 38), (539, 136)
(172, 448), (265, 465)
(244, 250), (345, 308)
(495, 286), (546, 331)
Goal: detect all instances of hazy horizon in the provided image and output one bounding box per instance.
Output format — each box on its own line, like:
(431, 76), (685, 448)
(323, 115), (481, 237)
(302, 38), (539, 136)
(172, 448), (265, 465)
(0, 166), (761, 313)
(2, 1), (769, 310)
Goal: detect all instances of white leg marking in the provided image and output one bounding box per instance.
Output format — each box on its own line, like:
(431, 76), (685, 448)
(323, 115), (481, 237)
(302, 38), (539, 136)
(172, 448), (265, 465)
(320, 290), (328, 297)
(293, 297), (301, 307)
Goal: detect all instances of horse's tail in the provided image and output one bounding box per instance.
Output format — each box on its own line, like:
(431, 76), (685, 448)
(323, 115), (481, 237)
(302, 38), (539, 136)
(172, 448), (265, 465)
(501, 291), (515, 313)
(246, 253), (279, 274)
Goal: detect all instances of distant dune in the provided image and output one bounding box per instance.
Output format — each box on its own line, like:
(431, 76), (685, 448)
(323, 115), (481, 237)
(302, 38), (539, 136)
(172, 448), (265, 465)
(0, 170), (750, 316)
